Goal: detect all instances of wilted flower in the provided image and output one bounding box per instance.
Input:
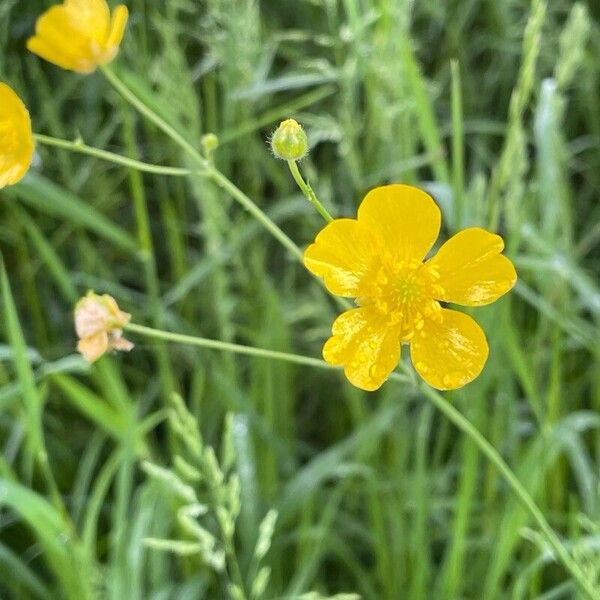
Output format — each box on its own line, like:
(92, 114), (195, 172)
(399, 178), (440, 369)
(0, 83), (34, 189)
(27, 0), (129, 74)
(304, 184), (517, 391)
(74, 291), (133, 362)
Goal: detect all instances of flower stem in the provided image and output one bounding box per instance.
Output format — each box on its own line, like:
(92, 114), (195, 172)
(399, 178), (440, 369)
(101, 65), (305, 261)
(414, 380), (597, 600)
(126, 321), (596, 598)
(205, 167), (303, 260)
(33, 134), (192, 176)
(125, 322), (344, 373)
(100, 65), (207, 169)
(287, 160), (333, 222)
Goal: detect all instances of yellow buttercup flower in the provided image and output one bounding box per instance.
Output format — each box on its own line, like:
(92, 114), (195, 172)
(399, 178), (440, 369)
(304, 184), (517, 391)
(74, 291), (134, 363)
(0, 83), (34, 189)
(27, 0), (129, 74)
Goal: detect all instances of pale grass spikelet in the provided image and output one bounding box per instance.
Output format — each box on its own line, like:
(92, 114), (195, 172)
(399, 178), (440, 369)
(251, 567), (272, 599)
(74, 291), (133, 362)
(143, 403), (243, 580)
(254, 509), (278, 562)
(555, 3), (590, 91)
(141, 461), (198, 504)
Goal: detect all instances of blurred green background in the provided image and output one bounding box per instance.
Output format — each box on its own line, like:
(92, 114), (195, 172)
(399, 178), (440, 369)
(1, 0), (600, 598)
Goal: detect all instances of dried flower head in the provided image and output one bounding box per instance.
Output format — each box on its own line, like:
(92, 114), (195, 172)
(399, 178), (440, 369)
(27, 0), (129, 74)
(304, 184), (517, 391)
(0, 83), (34, 189)
(74, 291), (133, 362)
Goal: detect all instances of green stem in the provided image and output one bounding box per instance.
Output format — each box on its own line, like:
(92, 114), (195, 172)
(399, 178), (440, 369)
(415, 381), (597, 600)
(33, 134), (192, 177)
(100, 65), (207, 168)
(120, 104), (178, 401)
(126, 322), (596, 598)
(101, 64), (305, 261)
(125, 322), (346, 373)
(287, 160), (333, 222)
(206, 167), (303, 260)
(450, 60), (465, 229)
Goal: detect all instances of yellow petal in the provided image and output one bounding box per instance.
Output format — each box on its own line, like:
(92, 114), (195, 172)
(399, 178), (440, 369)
(323, 306), (401, 391)
(410, 309), (488, 390)
(27, 0), (126, 73)
(0, 83), (34, 188)
(27, 5), (98, 73)
(304, 218), (382, 297)
(357, 184), (441, 262)
(26, 35), (89, 73)
(105, 5), (129, 52)
(428, 227), (517, 306)
(62, 0), (111, 43)
(77, 332), (109, 363)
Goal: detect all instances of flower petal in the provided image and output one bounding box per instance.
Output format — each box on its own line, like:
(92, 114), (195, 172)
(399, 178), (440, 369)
(27, 35), (86, 73)
(357, 184), (441, 262)
(0, 83), (34, 188)
(429, 227), (517, 306)
(410, 308), (488, 390)
(105, 5), (129, 51)
(27, 0), (125, 73)
(110, 336), (134, 353)
(63, 0), (111, 43)
(77, 332), (109, 363)
(27, 5), (98, 73)
(304, 218), (382, 297)
(323, 306), (401, 391)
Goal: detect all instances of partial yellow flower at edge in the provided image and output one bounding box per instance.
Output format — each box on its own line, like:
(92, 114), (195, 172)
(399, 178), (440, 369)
(304, 184), (517, 392)
(27, 0), (129, 74)
(74, 291), (134, 363)
(0, 83), (34, 189)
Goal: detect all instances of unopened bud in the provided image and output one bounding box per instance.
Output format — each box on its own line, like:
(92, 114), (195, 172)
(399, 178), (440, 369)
(270, 119), (308, 161)
(201, 133), (219, 155)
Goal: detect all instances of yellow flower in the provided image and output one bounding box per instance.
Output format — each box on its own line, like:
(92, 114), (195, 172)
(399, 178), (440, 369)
(27, 0), (129, 74)
(304, 184), (517, 391)
(74, 291), (133, 363)
(0, 83), (34, 189)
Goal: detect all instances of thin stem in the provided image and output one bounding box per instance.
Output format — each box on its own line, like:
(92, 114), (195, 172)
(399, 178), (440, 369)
(33, 134), (192, 177)
(101, 65), (305, 261)
(127, 321), (596, 598)
(450, 60), (465, 229)
(416, 381), (597, 600)
(125, 322), (343, 373)
(119, 104), (178, 400)
(287, 160), (333, 222)
(224, 543), (248, 599)
(100, 65), (207, 168)
(206, 167), (303, 260)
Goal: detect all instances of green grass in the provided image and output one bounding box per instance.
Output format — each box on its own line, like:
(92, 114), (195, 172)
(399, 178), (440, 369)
(1, 0), (600, 598)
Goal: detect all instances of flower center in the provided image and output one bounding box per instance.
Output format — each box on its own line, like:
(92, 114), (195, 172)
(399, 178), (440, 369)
(367, 258), (444, 342)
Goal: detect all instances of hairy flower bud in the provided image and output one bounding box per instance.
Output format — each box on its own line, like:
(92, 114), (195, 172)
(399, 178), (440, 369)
(270, 119), (308, 161)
